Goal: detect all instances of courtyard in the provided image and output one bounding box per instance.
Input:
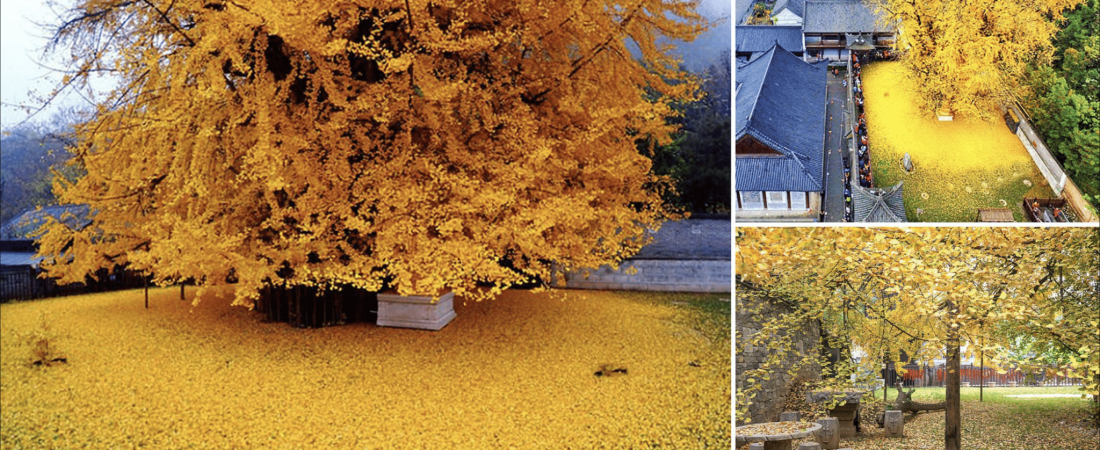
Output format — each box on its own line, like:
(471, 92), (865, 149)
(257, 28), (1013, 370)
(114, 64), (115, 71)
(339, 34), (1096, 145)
(862, 62), (1055, 222)
(1, 287), (730, 448)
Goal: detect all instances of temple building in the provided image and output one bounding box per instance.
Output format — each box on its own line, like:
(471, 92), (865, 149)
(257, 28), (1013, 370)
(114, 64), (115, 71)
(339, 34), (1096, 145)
(803, 0), (896, 61)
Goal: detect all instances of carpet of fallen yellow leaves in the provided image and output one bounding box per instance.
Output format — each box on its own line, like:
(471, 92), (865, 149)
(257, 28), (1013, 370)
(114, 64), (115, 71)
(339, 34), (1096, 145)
(774, 387), (1099, 450)
(839, 401), (1098, 450)
(1, 287), (730, 449)
(863, 62), (1054, 222)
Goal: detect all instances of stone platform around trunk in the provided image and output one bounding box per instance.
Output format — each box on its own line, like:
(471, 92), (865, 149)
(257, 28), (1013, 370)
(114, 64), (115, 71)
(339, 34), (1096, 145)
(377, 291), (457, 331)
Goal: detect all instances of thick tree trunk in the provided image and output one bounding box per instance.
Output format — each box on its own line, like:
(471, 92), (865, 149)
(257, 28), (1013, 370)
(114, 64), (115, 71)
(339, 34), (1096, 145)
(257, 284), (377, 328)
(945, 329), (961, 450)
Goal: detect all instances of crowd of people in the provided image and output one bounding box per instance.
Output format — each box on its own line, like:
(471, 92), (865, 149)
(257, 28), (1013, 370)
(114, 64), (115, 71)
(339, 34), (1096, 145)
(853, 53), (871, 189)
(842, 52), (874, 222)
(1029, 199), (1068, 222)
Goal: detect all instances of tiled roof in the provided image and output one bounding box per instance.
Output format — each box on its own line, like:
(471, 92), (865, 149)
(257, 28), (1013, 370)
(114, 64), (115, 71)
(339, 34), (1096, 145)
(735, 26), (804, 55)
(735, 44), (828, 193)
(0, 252), (41, 268)
(803, 0), (895, 34)
(1, 205), (92, 239)
(852, 181), (907, 222)
(736, 0), (756, 24)
(773, 0), (806, 17)
(632, 219), (730, 260)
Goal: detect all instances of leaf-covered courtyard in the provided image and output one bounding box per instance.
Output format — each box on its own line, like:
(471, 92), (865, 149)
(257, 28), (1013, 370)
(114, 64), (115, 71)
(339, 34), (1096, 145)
(863, 62), (1055, 222)
(1, 288), (730, 448)
(837, 387), (1098, 450)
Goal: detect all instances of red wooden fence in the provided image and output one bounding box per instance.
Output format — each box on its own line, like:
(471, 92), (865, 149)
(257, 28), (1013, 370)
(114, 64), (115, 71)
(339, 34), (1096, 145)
(894, 363), (1081, 387)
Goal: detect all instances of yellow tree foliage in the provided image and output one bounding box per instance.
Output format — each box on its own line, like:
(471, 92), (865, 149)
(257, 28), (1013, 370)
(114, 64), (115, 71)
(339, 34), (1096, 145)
(736, 227), (1098, 448)
(35, 0), (706, 306)
(868, 0), (1083, 118)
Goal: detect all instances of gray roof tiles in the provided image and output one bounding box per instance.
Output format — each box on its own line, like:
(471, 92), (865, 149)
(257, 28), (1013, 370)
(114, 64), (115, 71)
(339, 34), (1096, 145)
(774, 0), (806, 18)
(736, 26), (804, 55)
(1, 205), (91, 240)
(735, 44), (828, 193)
(632, 219), (730, 260)
(852, 181), (908, 222)
(804, 0), (895, 34)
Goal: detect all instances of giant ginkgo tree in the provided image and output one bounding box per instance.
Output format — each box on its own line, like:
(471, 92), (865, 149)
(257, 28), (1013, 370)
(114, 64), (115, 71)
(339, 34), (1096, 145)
(737, 227), (1099, 450)
(34, 0), (706, 307)
(867, 0), (1084, 119)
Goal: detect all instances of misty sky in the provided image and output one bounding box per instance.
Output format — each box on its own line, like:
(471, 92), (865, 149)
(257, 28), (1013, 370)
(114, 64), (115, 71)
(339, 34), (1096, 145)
(1, 0), (64, 127)
(1, 0), (731, 128)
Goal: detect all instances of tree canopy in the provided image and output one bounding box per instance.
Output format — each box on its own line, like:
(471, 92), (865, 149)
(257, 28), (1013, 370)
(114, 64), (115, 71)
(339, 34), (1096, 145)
(868, 0), (1084, 119)
(34, 0), (707, 306)
(736, 227), (1099, 448)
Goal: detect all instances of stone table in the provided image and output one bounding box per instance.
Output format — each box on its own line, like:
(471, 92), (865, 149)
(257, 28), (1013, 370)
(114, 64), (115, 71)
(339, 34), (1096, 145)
(807, 390), (866, 438)
(735, 421), (822, 450)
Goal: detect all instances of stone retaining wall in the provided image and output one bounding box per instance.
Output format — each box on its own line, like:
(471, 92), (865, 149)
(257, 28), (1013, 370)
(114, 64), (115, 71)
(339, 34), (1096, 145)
(737, 286), (823, 425)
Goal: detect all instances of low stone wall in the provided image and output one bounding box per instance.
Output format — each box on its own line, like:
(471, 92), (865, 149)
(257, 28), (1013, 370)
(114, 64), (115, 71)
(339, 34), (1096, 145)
(561, 259), (730, 293)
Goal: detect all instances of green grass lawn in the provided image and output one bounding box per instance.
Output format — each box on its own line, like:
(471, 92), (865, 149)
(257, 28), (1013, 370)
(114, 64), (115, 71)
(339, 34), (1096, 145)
(863, 62), (1055, 222)
(2, 287), (731, 449)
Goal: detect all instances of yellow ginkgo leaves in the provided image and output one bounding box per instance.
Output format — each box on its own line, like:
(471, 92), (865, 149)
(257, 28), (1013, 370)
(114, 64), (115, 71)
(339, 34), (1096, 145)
(0, 288), (730, 449)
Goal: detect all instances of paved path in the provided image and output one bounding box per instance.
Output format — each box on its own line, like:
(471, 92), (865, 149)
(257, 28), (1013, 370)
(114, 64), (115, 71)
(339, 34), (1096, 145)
(822, 71), (849, 222)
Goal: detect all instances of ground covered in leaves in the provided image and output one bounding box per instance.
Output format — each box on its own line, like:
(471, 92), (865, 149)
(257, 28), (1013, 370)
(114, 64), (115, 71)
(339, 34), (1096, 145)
(1, 287), (730, 449)
(785, 387), (1099, 450)
(863, 62), (1054, 222)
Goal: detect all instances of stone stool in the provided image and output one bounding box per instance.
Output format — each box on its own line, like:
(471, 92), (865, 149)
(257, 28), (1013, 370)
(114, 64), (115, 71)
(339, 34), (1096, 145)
(816, 417), (839, 450)
(780, 411), (802, 422)
(798, 443), (822, 450)
(884, 410), (904, 437)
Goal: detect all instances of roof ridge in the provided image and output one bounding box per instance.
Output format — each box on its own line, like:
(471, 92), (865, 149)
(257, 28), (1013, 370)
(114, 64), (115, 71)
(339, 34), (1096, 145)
(742, 45), (779, 127)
